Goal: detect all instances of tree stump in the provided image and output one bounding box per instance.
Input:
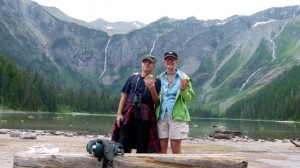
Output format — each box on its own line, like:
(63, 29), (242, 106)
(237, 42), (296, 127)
(14, 153), (248, 168)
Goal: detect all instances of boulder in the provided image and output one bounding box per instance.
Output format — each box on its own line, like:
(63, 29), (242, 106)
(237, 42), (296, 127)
(19, 132), (37, 139)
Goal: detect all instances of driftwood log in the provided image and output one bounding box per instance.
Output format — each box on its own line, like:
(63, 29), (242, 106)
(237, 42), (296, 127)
(290, 139), (300, 147)
(14, 153), (248, 168)
(209, 130), (242, 139)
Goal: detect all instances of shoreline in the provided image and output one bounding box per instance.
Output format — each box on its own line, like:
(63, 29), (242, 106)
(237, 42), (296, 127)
(0, 109), (115, 116)
(0, 128), (297, 143)
(1, 109), (299, 123)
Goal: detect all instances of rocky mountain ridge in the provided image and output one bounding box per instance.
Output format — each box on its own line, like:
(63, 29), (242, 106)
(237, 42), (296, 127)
(40, 5), (146, 35)
(0, 0), (300, 112)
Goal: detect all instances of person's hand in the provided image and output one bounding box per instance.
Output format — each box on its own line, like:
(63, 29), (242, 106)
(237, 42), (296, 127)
(180, 78), (189, 91)
(116, 114), (123, 128)
(145, 79), (156, 92)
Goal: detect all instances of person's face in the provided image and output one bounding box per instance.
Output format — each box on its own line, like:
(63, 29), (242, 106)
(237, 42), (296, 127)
(142, 59), (155, 73)
(164, 57), (178, 70)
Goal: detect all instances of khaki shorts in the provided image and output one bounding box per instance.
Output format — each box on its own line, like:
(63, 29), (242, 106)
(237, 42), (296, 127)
(157, 112), (189, 139)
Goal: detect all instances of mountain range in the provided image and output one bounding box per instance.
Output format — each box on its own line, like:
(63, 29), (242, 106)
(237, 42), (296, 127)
(0, 0), (300, 114)
(41, 5), (146, 35)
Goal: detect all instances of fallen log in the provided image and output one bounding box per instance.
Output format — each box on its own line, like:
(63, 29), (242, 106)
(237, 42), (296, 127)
(114, 153), (248, 168)
(209, 130), (242, 139)
(14, 153), (248, 168)
(290, 139), (300, 147)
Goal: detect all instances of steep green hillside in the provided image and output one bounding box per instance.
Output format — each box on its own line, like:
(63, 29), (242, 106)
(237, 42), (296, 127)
(275, 20), (300, 64)
(209, 39), (271, 103)
(226, 65), (300, 120)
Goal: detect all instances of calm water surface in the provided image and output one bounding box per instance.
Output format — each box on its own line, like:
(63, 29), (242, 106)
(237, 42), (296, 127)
(0, 111), (299, 141)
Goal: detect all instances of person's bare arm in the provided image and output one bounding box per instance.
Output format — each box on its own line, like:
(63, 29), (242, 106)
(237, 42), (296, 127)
(116, 93), (128, 127)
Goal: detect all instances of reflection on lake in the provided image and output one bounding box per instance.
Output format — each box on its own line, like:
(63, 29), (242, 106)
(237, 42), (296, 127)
(0, 111), (299, 141)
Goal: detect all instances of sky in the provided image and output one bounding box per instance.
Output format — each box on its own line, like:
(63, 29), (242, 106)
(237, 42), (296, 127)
(32, 0), (300, 24)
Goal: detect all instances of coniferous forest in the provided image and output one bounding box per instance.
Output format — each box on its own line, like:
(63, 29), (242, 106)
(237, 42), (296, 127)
(0, 55), (119, 113)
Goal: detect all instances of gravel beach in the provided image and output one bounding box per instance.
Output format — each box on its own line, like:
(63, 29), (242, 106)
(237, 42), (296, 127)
(0, 132), (299, 168)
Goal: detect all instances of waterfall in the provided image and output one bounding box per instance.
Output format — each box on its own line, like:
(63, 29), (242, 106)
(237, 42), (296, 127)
(270, 21), (288, 61)
(270, 6), (299, 62)
(99, 38), (111, 80)
(30, 24), (62, 74)
(44, 46), (62, 74)
(293, 6), (300, 17)
(239, 68), (261, 92)
(150, 34), (160, 55)
(239, 7), (300, 92)
(150, 39), (157, 55)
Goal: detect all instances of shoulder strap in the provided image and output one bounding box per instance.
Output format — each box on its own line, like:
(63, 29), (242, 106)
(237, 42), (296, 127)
(126, 72), (139, 84)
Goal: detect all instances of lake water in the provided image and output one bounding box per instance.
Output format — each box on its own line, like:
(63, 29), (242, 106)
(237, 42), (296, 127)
(0, 111), (299, 141)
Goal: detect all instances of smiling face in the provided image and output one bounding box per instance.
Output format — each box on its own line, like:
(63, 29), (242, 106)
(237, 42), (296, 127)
(142, 59), (155, 74)
(164, 56), (178, 71)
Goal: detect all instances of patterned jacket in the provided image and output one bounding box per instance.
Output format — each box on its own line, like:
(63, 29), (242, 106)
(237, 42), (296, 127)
(111, 99), (161, 153)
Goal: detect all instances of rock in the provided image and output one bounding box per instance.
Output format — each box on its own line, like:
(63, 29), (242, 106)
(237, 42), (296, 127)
(0, 129), (9, 134)
(19, 132), (37, 139)
(210, 124), (221, 128)
(64, 132), (74, 137)
(10, 131), (21, 137)
(54, 131), (64, 135)
(34, 130), (46, 135)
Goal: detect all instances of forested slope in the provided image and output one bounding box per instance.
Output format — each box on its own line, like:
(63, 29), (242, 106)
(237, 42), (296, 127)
(0, 55), (118, 113)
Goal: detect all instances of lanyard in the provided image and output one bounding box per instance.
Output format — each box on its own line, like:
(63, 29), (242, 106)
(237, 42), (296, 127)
(134, 76), (147, 95)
